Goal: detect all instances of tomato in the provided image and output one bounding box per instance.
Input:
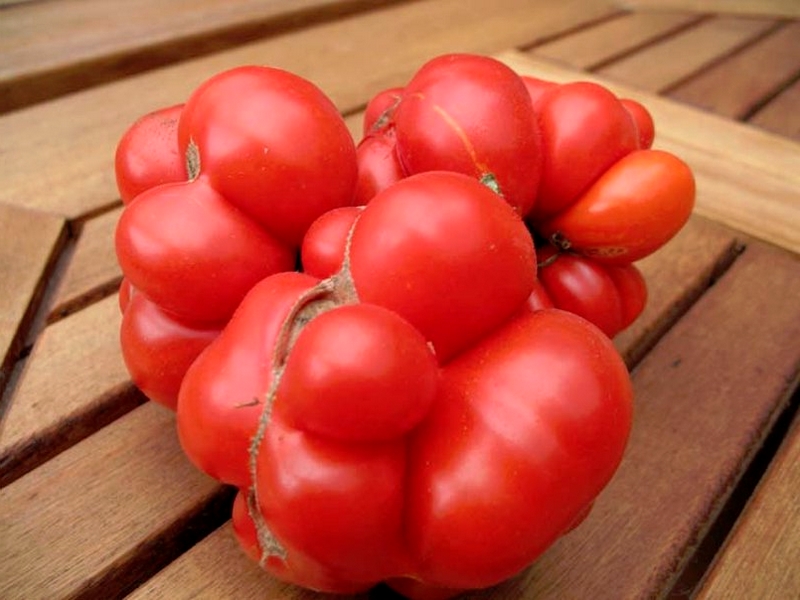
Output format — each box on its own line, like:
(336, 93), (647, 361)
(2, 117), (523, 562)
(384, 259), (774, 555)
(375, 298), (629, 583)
(115, 65), (358, 408)
(621, 97), (655, 149)
(372, 54), (543, 215)
(529, 81), (640, 223)
(536, 245), (647, 337)
(538, 149), (695, 264)
(353, 129), (405, 205)
(114, 104), (186, 204)
(520, 74), (558, 108)
(177, 171), (633, 596)
(300, 205), (363, 279)
(363, 86), (403, 135)
(177, 65), (357, 247)
(119, 283), (221, 409)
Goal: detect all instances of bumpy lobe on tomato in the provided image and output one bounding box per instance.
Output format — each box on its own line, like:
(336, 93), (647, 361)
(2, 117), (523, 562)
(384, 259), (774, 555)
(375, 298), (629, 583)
(177, 65), (358, 247)
(353, 130), (405, 205)
(536, 245), (647, 337)
(405, 309), (632, 588)
(119, 285), (221, 409)
(116, 179), (295, 324)
(539, 149), (696, 264)
(115, 104), (186, 204)
(530, 81), (640, 223)
(392, 54), (543, 216)
(177, 271), (321, 487)
(300, 205), (362, 279)
(278, 303), (439, 442)
(348, 171), (537, 363)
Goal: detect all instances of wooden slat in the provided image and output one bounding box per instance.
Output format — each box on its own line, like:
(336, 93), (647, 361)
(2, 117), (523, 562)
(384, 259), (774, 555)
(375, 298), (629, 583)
(620, 0), (800, 19)
(596, 15), (778, 92)
(614, 215), (741, 367)
(126, 524), (364, 600)
(0, 402), (232, 600)
(696, 412), (800, 599)
(501, 51), (800, 254)
(533, 10), (703, 71)
(0, 295), (141, 487)
(0, 0), (409, 114)
(0, 0), (617, 220)
(749, 77), (800, 141)
(667, 21), (800, 119)
(483, 240), (800, 598)
(0, 203), (66, 401)
(49, 206), (123, 322)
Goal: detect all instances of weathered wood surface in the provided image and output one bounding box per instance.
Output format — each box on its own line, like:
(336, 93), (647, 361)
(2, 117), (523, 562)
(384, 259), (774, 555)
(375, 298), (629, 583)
(1, 1), (799, 599)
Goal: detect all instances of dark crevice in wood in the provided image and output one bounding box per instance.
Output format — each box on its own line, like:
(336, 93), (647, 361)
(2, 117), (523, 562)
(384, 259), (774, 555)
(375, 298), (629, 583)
(659, 19), (789, 97)
(77, 485), (237, 600)
(0, 0), (422, 115)
(666, 382), (800, 599)
(516, 8), (630, 53)
(623, 237), (746, 372)
(0, 383), (147, 489)
(742, 66), (800, 122)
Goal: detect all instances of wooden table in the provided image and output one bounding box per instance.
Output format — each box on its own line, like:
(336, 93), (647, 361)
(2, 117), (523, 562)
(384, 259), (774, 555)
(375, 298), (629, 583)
(1, 0), (799, 598)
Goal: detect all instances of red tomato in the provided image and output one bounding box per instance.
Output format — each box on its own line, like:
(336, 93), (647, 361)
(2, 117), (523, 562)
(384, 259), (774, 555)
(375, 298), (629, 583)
(114, 104), (186, 204)
(300, 205), (362, 279)
(520, 74), (558, 108)
(363, 86), (403, 135)
(115, 66), (358, 408)
(529, 81), (640, 223)
(539, 149), (695, 264)
(177, 171), (633, 596)
(177, 65), (358, 247)
(353, 129), (405, 205)
(392, 54), (543, 215)
(116, 179), (295, 323)
(536, 245), (647, 337)
(621, 97), (656, 149)
(119, 286), (221, 409)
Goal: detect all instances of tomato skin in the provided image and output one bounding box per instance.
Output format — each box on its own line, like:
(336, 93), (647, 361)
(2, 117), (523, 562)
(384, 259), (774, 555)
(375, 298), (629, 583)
(119, 289), (220, 409)
(353, 130), (405, 205)
(349, 171), (537, 363)
(177, 168), (633, 595)
(177, 65), (358, 246)
(393, 54), (542, 216)
(405, 309), (632, 588)
(177, 271), (320, 487)
(300, 205), (362, 279)
(116, 179), (295, 324)
(539, 149), (695, 264)
(520, 75), (558, 108)
(363, 86), (403, 135)
(277, 303), (438, 442)
(621, 98), (655, 149)
(114, 104), (186, 204)
(530, 81), (640, 223)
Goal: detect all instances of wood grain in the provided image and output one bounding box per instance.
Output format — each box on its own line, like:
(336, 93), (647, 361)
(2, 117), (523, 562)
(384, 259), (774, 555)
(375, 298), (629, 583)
(696, 413), (800, 599)
(0, 402), (231, 600)
(499, 51), (800, 254)
(533, 10), (703, 70)
(614, 215), (741, 368)
(749, 76), (800, 141)
(0, 204), (65, 402)
(126, 524), (367, 600)
(0, 295), (142, 487)
(0, 0), (616, 220)
(620, 0), (800, 19)
(596, 15), (777, 92)
(667, 21), (800, 119)
(0, 0), (410, 113)
(49, 206), (124, 322)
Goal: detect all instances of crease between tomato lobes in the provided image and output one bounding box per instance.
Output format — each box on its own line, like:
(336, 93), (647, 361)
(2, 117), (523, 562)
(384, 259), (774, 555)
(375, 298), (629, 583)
(176, 171), (633, 597)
